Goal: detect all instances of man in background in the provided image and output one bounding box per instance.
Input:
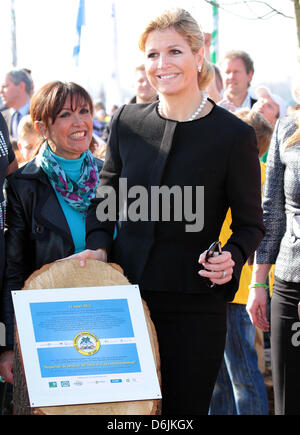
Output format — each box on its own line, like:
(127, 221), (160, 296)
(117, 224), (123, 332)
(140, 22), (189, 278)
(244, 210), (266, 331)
(219, 50), (256, 112)
(102, 65), (157, 145)
(0, 69), (33, 143)
(129, 64), (157, 104)
(252, 86), (287, 127)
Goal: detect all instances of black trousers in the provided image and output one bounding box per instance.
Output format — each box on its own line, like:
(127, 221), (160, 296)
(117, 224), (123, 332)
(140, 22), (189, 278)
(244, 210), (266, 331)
(271, 277), (300, 415)
(142, 290), (227, 415)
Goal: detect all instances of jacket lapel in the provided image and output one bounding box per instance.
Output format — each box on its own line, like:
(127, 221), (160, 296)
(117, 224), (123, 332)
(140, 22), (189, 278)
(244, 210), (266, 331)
(148, 118), (177, 187)
(37, 183), (73, 243)
(17, 159), (73, 243)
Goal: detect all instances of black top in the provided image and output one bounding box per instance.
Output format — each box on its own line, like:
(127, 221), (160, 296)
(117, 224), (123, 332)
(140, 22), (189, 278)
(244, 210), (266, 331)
(86, 100), (265, 301)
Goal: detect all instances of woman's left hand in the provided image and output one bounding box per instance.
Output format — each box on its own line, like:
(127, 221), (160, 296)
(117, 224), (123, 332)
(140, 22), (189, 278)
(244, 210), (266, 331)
(198, 250), (235, 285)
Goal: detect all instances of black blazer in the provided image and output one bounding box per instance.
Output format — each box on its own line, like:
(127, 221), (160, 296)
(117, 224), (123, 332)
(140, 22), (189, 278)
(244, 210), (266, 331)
(86, 101), (265, 301)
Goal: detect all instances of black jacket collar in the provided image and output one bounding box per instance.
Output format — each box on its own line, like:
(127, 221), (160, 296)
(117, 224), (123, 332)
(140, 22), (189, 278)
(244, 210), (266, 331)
(15, 157), (48, 183)
(15, 154), (103, 182)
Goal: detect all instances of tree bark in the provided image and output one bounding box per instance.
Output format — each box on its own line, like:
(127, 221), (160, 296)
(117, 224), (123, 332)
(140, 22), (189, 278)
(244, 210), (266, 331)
(13, 336), (32, 415)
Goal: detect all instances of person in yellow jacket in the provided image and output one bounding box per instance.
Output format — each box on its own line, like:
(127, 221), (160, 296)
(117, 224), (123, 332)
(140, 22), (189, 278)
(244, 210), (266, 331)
(209, 109), (274, 415)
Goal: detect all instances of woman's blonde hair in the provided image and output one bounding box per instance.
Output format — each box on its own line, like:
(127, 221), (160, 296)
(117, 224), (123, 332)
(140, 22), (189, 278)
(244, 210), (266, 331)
(284, 51), (300, 148)
(138, 8), (214, 90)
(285, 111), (300, 148)
(17, 115), (39, 139)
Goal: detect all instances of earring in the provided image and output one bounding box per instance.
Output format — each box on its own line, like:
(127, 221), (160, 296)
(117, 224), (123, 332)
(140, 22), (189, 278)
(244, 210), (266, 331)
(198, 65), (202, 73)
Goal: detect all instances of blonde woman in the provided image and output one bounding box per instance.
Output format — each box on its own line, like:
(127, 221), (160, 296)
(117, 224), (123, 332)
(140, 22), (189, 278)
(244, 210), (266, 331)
(78, 9), (264, 414)
(247, 111), (300, 415)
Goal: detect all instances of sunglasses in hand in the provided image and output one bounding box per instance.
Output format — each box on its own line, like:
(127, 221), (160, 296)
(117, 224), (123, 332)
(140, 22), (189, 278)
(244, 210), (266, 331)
(201, 241), (222, 288)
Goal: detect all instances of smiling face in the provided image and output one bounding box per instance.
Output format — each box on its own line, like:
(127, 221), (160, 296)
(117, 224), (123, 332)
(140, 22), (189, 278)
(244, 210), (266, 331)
(144, 27), (203, 98)
(38, 95), (93, 159)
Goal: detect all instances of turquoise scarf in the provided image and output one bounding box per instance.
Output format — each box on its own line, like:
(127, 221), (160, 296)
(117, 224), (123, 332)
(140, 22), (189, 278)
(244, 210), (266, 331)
(38, 142), (99, 213)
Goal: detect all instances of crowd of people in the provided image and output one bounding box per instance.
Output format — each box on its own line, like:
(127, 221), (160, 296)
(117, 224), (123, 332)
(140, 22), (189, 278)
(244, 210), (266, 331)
(0, 7), (299, 416)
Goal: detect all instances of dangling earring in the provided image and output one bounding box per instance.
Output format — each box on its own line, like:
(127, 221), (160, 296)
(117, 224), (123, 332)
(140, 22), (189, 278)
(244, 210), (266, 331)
(198, 65), (202, 73)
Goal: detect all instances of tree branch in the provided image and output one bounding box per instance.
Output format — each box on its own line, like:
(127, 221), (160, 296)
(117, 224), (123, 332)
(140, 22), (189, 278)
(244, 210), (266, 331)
(203, 0), (294, 20)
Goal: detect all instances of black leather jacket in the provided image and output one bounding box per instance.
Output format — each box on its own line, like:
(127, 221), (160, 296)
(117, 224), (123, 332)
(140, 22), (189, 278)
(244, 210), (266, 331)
(1, 156), (103, 348)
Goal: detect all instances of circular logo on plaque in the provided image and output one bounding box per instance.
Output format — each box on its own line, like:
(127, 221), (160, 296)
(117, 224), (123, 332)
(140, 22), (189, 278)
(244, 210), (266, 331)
(73, 332), (100, 356)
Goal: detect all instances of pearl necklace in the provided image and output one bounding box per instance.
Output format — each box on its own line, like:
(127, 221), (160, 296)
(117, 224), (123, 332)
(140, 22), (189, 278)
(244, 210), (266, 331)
(158, 92), (208, 122)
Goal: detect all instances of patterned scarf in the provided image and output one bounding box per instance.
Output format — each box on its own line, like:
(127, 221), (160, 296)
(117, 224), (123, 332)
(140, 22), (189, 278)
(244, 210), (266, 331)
(38, 142), (99, 213)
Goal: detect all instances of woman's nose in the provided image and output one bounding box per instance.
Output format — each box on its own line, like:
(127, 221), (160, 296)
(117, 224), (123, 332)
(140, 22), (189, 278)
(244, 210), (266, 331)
(71, 112), (83, 124)
(158, 53), (168, 69)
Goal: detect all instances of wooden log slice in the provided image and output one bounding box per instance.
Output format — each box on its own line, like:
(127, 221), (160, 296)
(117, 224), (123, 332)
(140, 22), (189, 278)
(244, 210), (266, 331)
(13, 259), (161, 415)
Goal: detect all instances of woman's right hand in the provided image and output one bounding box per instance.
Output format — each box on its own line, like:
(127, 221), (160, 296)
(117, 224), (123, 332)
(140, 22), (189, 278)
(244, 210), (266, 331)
(246, 287), (270, 331)
(63, 248), (107, 267)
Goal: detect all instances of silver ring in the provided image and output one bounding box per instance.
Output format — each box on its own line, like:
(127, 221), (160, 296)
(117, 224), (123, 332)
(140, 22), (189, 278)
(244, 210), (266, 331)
(221, 270), (226, 279)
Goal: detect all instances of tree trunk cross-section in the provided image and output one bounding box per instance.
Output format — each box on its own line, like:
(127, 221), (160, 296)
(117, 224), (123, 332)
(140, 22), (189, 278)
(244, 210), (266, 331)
(13, 259), (161, 415)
